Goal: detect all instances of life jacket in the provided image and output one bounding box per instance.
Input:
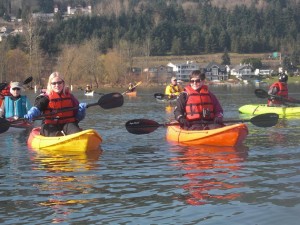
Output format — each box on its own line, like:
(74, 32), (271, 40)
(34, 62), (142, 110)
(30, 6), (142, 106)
(170, 84), (182, 94)
(1, 86), (11, 96)
(4, 96), (28, 118)
(185, 85), (215, 121)
(44, 91), (77, 125)
(268, 82), (288, 105)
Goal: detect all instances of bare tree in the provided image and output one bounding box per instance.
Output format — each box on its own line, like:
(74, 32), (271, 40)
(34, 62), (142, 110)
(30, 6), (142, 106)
(103, 49), (126, 85)
(6, 49), (29, 81)
(0, 39), (9, 82)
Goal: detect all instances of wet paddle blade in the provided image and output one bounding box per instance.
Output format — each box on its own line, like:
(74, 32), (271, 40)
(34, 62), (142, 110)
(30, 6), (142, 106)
(125, 119), (161, 134)
(98, 92), (124, 109)
(254, 89), (269, 98)
(154, 93), (166, 100)
(250, 113), (279, 127)
(0, 118), (10, 134)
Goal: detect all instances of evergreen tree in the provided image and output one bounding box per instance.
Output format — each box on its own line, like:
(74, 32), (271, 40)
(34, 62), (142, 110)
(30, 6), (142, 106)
(221, 48), (230, 65)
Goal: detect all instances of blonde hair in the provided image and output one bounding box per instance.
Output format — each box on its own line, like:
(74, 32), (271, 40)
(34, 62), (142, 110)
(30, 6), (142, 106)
(46, 72), (67, 95)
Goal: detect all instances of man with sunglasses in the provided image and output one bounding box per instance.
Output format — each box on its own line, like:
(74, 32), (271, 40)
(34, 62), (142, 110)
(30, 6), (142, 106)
(165, 76), (183, 98)
(174, 70), (223, 130)
(0, 82), (31, 119)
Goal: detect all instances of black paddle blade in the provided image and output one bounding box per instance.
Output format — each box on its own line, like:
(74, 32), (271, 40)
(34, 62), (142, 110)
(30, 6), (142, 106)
(154, 93), (165, 100)
(98, 92), (124, 109)
(250, 113), (279, 127)
(254, 89), (269, 99)
(23, 76), (33, 85)
(0, 118), (10, 134)
(0, 82), (8, 91)
(125, 119), (161, 135)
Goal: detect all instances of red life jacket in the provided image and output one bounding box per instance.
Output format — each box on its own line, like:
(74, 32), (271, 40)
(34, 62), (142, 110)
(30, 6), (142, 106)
(185, 85), (215, 121)
(268, 82), (288, 105)
(1, 86), (11, 96)
(44, 91), (77, 124)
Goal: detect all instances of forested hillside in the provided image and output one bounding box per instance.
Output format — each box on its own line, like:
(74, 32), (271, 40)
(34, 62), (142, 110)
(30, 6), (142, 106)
(0, 0), (299, 86)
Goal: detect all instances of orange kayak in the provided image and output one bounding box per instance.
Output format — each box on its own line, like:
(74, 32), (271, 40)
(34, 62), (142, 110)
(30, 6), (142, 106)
(166, 123), (248, 147)
(125, 91), (137, 97)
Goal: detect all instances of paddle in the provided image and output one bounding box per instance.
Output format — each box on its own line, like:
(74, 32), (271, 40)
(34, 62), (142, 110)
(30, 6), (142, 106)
(122, 81), (142, 95)
(125, 113), (279, 135)
(0, 92), (124, 134)
(154, 93), (177, 100)
(0, 76), (33, 92)
(255, 89), (300, 104)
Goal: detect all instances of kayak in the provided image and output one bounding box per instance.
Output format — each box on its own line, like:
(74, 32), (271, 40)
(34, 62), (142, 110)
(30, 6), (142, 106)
(125, 91), (137, 97)
(84, 91), (94, 96)
(166, 123), (248, 147)
(27, 127), (102, 152)
(239, 104), (300, 118)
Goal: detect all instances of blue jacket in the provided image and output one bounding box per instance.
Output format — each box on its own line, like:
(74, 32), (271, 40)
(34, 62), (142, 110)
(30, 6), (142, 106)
(4, 96), (31, 118)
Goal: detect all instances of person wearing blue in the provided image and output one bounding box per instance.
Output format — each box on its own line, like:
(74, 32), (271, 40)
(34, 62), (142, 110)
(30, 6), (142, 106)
(0, 82), (31, 119)
(24, 72), (87, 137)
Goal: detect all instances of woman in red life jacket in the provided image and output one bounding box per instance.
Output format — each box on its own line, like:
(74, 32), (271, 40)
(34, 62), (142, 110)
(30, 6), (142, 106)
(174, 70), (224, 130)
(24, 72), (87, 137)
(267, 73), (289, 106)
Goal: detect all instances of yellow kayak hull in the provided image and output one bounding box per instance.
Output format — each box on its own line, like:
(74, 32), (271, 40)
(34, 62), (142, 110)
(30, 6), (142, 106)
(28, 127), (102, 152)
(166, 124), (248, 147)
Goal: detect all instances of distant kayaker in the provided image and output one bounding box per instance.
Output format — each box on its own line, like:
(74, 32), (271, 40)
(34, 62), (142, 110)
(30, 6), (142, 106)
(165, 76), (183, 98)
(85, 84), (92, 93)
(24, 72), (87, 137)
(174, 70), (224, 130)
(0, 82), (31, 119)
(267, 73), (289, 106)
(128, 82), (136, 92)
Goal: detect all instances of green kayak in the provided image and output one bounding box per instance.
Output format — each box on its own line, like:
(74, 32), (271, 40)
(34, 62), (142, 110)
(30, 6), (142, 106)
(239, 104), (300, 118)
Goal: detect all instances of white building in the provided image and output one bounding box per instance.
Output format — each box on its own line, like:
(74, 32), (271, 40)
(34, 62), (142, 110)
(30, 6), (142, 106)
(167, 61), (200, 82)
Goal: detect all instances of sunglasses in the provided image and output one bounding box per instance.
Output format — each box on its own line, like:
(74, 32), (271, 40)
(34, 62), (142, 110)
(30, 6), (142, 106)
(51, 81), (64, 85)
(172, 79), (177, 81)
(12, 88), (20, 91)
(190, 79), (201, 83)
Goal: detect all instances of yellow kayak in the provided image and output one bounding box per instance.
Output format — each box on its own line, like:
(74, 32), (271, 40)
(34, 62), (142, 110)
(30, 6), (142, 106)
(166, 124), (248, 147)
(27, 127), (102, 152)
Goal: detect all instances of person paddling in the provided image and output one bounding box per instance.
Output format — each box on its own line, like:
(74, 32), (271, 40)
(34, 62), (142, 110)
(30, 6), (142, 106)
(174, 70), (224, 130)
(0, 82), (31, 119)
(165, 76), (183, 98)
(24, 72), (87, 137)
(268, 73), (290, 106)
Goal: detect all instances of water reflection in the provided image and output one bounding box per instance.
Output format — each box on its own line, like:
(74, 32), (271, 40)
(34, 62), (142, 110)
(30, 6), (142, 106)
(28, 149), (102, 223)
(170, 145), (248, 205)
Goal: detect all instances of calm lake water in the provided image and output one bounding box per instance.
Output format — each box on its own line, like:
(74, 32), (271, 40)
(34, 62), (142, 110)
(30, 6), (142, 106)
(1, 83), (300, 225)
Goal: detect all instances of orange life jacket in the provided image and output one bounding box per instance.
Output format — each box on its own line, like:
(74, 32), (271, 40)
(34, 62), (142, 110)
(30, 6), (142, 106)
(268, 81), (288, 105)
(44, 91), (77, 124)
(185, 85), (215, 121)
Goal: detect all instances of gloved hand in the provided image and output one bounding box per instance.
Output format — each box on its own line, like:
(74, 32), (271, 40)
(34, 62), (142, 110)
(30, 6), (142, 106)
(24, 107), (41, 122)
(214, 115), (223, 124)
(179, 117), (190, 128)
(76, 103), (87, 121)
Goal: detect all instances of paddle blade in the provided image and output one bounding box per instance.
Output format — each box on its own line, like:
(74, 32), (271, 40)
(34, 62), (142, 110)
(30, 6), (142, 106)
(255, 89), (269, 98)
(125, 119), (161, 135)
(250, 113), (279, 127)
(0, 82), (8, 91)
(23, 76), (33, 85)
(0, 118), (10, 134)
(154, 93), (166, 100)
(98, 92), (124, 109)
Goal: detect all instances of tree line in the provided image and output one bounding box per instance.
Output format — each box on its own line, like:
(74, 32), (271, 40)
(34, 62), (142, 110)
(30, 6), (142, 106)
(0, 0), (299, 86)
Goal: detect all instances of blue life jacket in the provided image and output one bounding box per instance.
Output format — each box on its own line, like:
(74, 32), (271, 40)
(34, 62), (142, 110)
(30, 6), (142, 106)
(4, 96), (28, 118)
